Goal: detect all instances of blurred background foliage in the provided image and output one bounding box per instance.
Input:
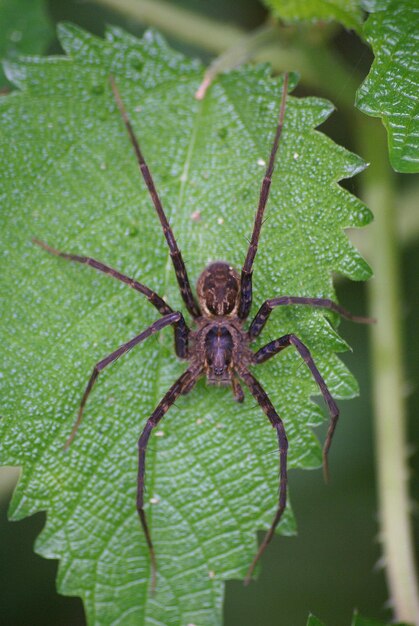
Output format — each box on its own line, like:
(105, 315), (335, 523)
(0, 1), (418, 625)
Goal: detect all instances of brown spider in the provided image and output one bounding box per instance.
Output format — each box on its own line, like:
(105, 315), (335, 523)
(33, 73), (373, 591)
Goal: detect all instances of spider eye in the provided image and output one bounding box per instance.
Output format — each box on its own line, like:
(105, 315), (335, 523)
(197, 262), (240, 317)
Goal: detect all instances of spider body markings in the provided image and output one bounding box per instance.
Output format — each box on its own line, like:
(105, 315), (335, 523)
(34, 72), (373, 591)
(193, 261), (251, 390)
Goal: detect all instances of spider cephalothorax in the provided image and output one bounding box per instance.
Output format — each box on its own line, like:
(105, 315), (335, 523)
(196, 261), (240, 317)
(34, 72), (373, 591)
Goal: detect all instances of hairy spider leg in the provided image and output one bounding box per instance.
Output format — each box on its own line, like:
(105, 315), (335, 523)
(248, 295), (375, 340)
(253, 333), (339, 483)
(33, 239), (189, 358)
(110, 77), (201, 318)
(232, 376), (245, 402)
(63, 312), (185, 449)
(238, 72), (289, 320)
(137, 365), (202, 593)
(238, 368), (288, 585)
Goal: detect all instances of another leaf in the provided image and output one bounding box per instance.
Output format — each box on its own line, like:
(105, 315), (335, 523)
(0, 24), (372, 625)
(356, 0), (419, 173)
(0, 0), (53, 88)
(262, 0), (364, 33)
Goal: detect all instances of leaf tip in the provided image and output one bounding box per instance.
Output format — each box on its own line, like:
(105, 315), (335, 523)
(57, 21), (99, 57)
(56, 20), (80, 43)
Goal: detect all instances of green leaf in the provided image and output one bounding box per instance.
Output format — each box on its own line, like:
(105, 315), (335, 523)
(0, 23), (372, 625)
(0, 0), (53, 88)
(356, 0), (419, 173)
(307, 612), (412, 625)
(262, 0), (364, 33)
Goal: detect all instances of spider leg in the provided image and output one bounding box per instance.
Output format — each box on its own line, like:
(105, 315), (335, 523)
(232, 376), (245, 402)
(33, 239), (189, 359)
(110, 78), (201, 318)
(64, 311), (184, 449)
(137, 365), (202, 592)
(249, 295), (375, 340)
(238, 73), (289, 320)
(253, 333), (339, 483)
(238, 368), (288, 585)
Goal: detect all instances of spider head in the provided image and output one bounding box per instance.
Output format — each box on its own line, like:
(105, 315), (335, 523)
(197, 262), (240, 317)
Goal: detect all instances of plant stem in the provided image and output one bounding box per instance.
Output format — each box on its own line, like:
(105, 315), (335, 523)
(359, 117), (419, 625)
(349, 179), (419, 260)
(93, 0), (244, 51)
(195, 23), (279, 99)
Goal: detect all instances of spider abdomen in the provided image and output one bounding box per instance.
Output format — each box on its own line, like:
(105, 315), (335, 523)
(204, 325), (234, 383)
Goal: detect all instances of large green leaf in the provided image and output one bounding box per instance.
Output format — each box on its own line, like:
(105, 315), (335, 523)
(262, 0), (364, 32)
(0, 24), (372, 625)
(0, 0), (53, 88)
(356, 0), (419, 173)
(307, 612), (412, 625)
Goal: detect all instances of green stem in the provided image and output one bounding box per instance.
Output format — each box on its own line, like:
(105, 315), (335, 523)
(350, 179), (419, 259)
(195, 23), (279, 99)
(359, 117), (419, 625)
(93, 0), (244, 51)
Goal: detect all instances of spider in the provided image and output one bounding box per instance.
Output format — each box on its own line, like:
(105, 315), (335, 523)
(34, 72), (373, 591)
